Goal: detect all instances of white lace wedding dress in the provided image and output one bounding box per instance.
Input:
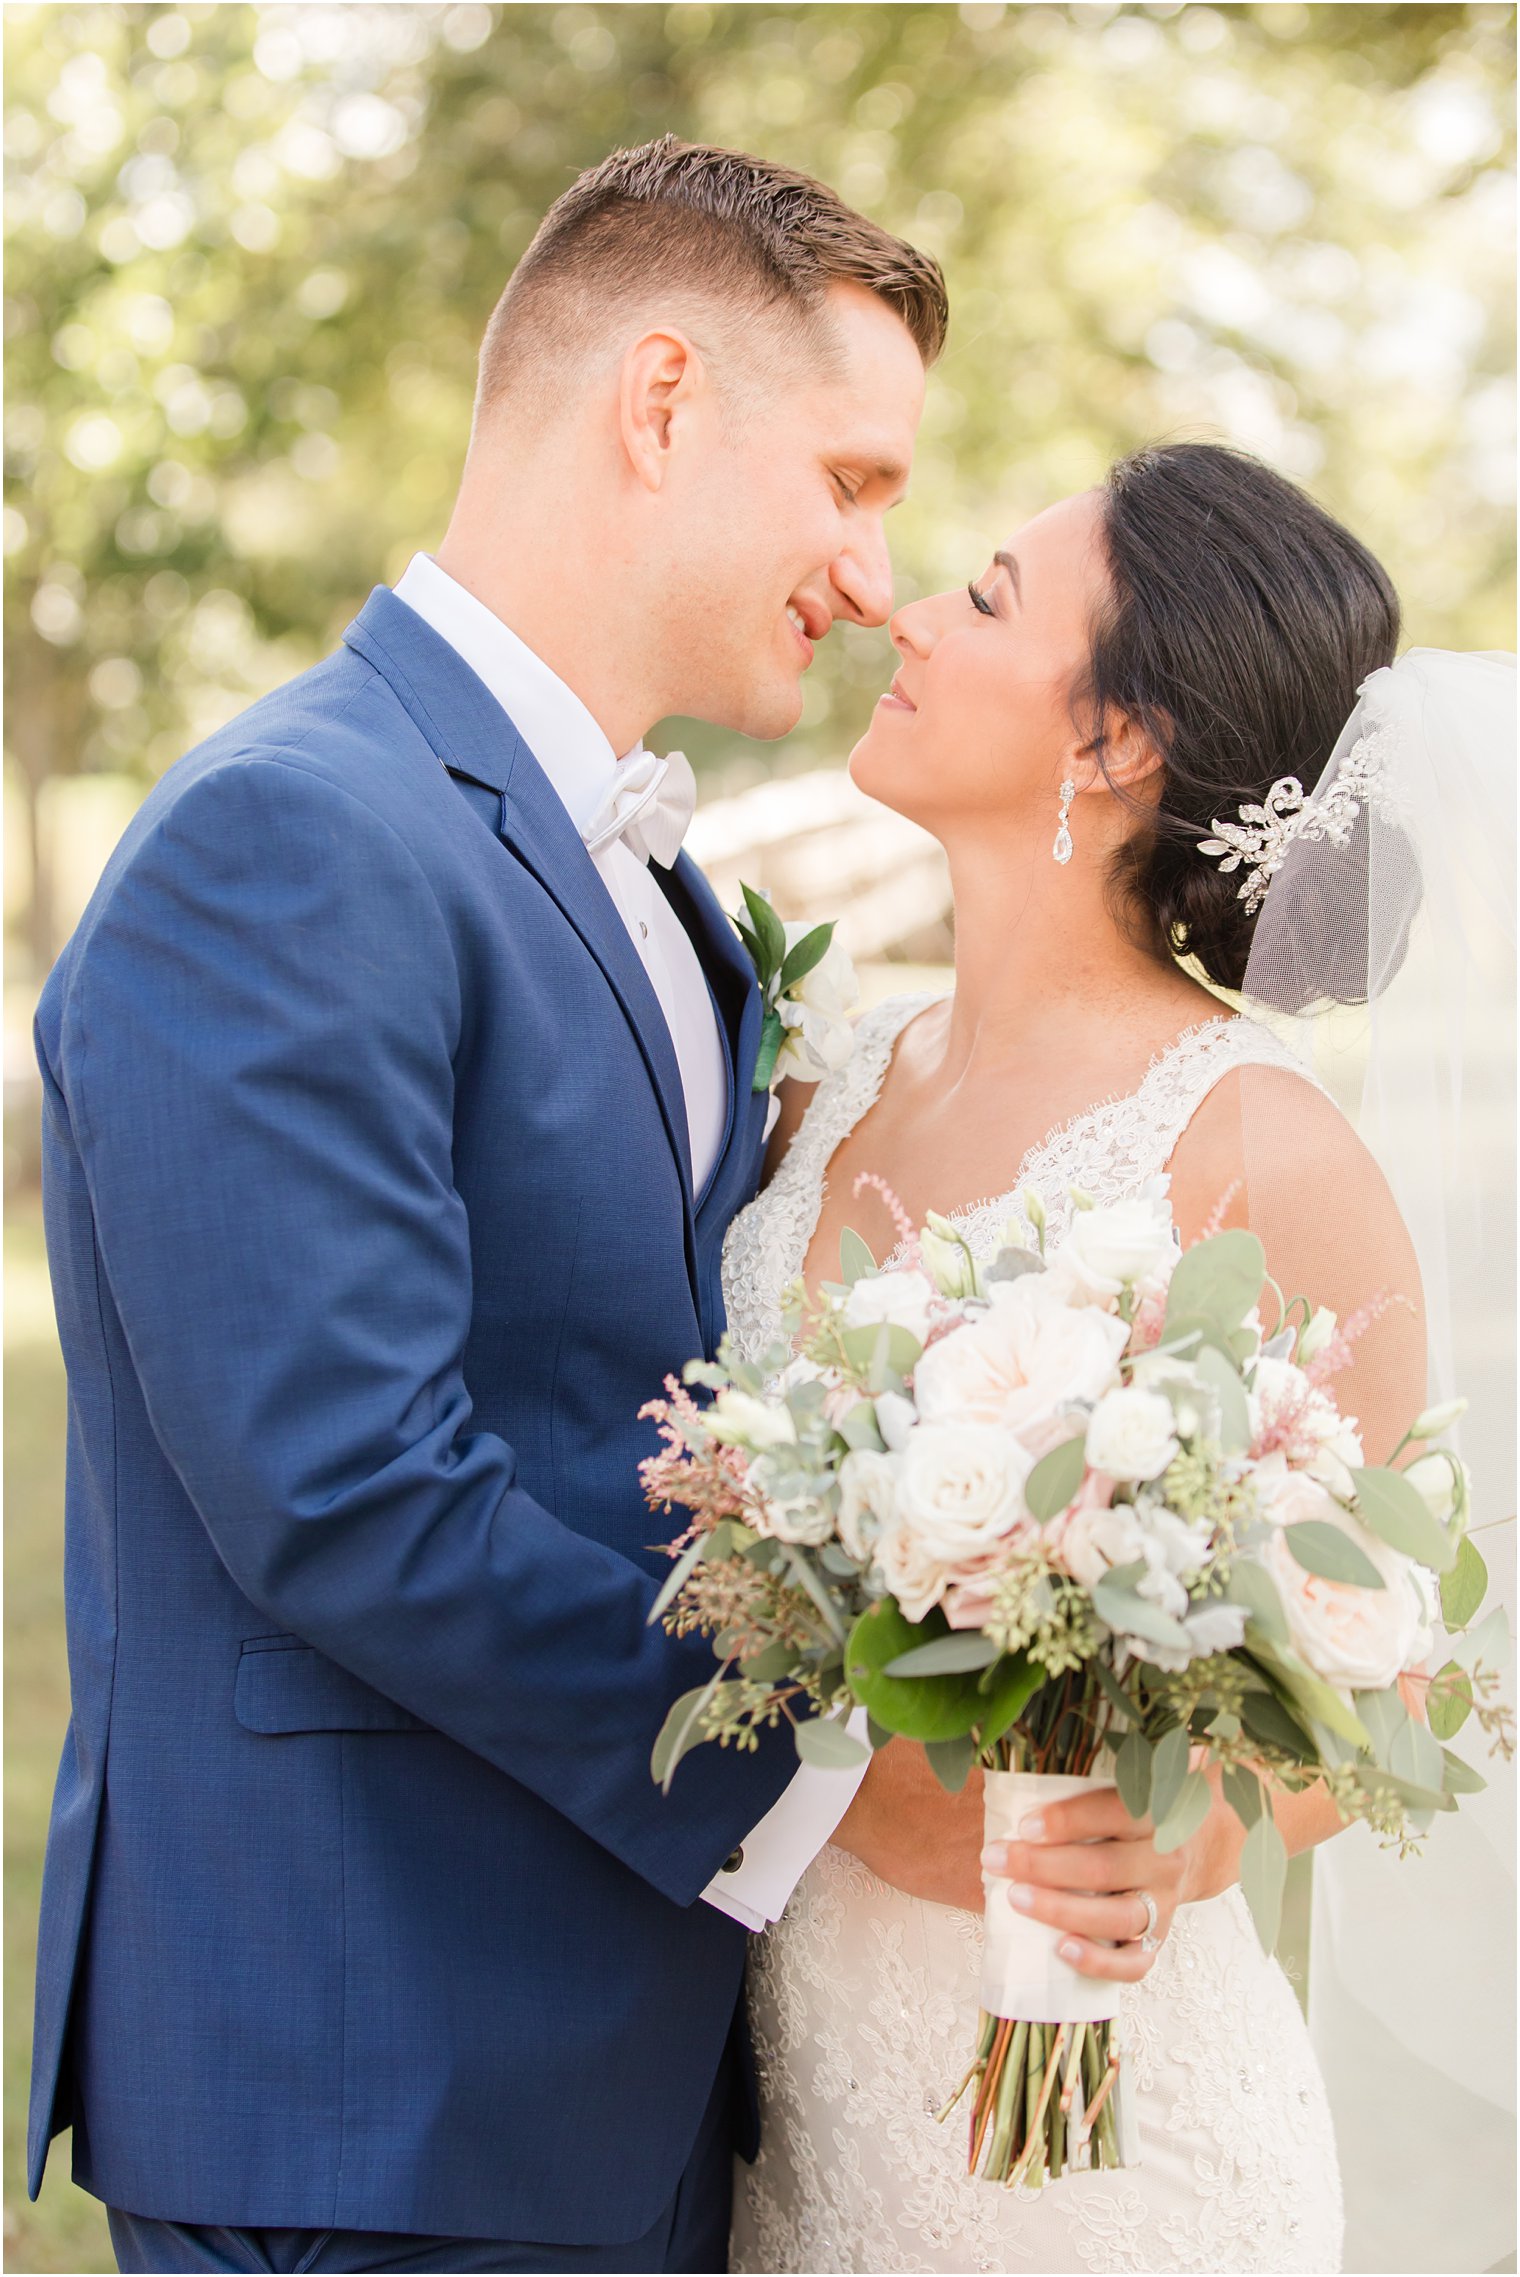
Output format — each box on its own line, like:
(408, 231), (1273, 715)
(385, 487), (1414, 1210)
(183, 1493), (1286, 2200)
(723, 995), (1345, 2277)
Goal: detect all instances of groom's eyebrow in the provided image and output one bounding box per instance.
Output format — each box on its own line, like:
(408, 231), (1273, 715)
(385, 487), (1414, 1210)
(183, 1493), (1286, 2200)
(994, 549), (1023, 604)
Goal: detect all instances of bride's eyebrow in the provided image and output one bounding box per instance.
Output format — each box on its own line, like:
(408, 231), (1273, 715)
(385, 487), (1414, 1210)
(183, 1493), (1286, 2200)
(993, 549), (1023, 606)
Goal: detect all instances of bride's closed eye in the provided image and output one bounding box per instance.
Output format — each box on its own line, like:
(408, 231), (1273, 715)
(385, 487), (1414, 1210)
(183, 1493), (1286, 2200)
(967, 579), (996, 617)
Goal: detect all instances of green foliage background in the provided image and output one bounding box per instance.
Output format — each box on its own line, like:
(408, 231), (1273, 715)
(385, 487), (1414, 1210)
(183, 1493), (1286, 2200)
(3, 5), (1513, 2268)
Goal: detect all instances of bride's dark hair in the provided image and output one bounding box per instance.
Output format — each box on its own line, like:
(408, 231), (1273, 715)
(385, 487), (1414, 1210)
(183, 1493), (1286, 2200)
(1083, 441), (1401, 1000)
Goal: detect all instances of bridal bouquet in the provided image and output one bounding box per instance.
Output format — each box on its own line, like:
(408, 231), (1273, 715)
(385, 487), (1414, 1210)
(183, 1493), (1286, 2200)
(641, 1180), (1510, 2190)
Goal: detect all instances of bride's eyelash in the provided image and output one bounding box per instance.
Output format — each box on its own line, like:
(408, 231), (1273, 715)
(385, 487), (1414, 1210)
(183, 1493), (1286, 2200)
(967, 580), (996, 617)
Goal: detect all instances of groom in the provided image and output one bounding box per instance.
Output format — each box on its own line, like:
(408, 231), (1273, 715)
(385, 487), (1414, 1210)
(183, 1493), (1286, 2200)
(29, 140), (971, 2275)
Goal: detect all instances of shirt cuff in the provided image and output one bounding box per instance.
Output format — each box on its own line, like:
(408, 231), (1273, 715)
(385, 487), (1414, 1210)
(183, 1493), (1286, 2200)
(700, 1708), (871, 1931)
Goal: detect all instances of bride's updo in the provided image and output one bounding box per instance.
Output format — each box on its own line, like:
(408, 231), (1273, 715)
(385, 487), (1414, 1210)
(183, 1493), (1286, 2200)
(1085, 442), (1401, 998)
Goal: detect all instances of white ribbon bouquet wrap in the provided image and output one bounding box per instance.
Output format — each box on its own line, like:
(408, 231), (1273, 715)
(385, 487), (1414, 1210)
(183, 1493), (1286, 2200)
(980, 1772), (1123, 2027)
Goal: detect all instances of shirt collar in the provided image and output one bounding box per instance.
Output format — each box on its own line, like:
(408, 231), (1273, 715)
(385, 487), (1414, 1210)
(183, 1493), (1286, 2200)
(393, 552), (637, 836)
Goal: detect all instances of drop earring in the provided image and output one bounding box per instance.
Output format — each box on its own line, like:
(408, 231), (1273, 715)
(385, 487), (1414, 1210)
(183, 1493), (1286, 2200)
(1053, 778), (1075, 865)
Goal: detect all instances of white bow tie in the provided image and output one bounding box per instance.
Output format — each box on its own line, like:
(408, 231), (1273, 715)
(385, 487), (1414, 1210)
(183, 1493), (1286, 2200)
(581, 747), (696, 870)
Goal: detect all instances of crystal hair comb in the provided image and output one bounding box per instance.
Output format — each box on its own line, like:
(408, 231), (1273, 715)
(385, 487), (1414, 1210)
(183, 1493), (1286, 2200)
(1198, 722), (1391, 916)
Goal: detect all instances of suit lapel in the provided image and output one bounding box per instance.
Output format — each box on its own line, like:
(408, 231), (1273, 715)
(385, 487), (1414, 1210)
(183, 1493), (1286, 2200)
(343, 589), (701, 1299)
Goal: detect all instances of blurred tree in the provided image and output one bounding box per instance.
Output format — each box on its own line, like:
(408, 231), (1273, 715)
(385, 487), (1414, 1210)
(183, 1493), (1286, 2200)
(4, 0), (1514, 981)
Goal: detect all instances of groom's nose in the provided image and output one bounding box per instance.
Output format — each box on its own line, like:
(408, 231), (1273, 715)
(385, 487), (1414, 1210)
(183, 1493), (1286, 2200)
(830, 515), (894, 628)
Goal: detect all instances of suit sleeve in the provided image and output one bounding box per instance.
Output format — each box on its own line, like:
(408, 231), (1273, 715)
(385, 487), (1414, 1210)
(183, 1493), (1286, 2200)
(63, 752), (796, 1907)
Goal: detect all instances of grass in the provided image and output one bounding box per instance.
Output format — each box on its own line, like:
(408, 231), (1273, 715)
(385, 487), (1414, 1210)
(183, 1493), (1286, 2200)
(3, 1187), (1312, 2277)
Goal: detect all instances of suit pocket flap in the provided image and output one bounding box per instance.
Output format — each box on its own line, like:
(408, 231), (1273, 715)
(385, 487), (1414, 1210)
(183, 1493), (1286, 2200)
(234, 1640), (430, 1734)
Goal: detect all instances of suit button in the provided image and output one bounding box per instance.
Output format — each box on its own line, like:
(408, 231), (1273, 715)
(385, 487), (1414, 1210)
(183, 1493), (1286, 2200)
(722, 1847), (744, 1873)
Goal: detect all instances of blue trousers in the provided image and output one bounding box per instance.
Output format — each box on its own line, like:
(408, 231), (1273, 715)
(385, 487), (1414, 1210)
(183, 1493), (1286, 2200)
(106, 2062), (734, 2274)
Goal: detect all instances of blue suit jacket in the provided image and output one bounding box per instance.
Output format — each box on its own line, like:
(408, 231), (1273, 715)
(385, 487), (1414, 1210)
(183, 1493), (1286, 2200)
(28, 588), (799, 2242)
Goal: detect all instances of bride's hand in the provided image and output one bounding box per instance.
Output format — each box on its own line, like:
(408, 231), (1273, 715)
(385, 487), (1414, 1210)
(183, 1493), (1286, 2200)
(980, 1778), (1246, 1981)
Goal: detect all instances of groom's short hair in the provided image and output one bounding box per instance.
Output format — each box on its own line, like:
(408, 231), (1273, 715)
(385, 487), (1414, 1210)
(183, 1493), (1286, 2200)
(476, 136), (948, 419)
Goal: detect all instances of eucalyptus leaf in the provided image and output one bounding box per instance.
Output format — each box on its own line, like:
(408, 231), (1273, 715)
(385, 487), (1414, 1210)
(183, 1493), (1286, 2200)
(839, 1321), (924, 1383)
(1449, 1604), (1511, 1674)
(1090, 1656), (1138, 1728)
(650, 1675), (724, 1791)
(973, 1653), (1048, 1750)
(1149, 1722), (1191, 1828)
(1352, 1686), (1408, 1769)
(1250, 1640), (1372, 1749)
(794, 1714), (869, 1770)
(1154, 1766), (1212, 1854)
(647, 1531), (710, 1628)
(1193, 1343), (1251, 1451)
(1224, 1557), (1289, 1645)
(1116, 1726), (1153, 1819)
(1238, 1681), (1315, 1759)
(836, 1401), (885, 1454)
(1440, 1532), (1488, 1630)
(886, 1632), (1002, 1677)
(1023, 1432), (1088, 1522)
(1091, 1578), (1193, 1651)
(1426, 1662), (1474, 1740)
(1390, 1712), (1445, 1796)
(778, 919), (836, 993)
(1222, 1762), (1264, 1830)
(779, 1543), (847, 1645)
(751, 1008), (784, 1093)
(1352, 1465), (1456, 1572)
(1285, 1519), (1385, 1590)
(925, 1733), (977, 1791)
(866, 1715), (895, 1751)
(1239, 1811), (1287, 1951)
(839, 1226), (879, 1285)
(1439, 1744), (1487, 1795)
(1164, 1228), (1266, 1332)
(847, 1601), (1041, 1745)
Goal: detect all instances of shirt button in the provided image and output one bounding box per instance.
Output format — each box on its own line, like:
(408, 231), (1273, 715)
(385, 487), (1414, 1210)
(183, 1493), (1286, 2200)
(639, 920), (649, 939)
(722, 1847), (745, 1873)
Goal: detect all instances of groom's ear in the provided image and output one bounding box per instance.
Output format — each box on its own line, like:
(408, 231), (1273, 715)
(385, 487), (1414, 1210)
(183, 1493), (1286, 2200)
(618, 327), (706, 492)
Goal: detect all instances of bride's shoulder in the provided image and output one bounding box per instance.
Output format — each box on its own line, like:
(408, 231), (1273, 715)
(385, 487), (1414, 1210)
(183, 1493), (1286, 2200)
(1168, 1033), (1422, 1363)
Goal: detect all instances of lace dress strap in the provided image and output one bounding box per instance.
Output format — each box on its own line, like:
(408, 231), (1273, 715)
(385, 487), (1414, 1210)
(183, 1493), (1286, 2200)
(948, 1015), (1331, 1264)
(720, 991), (942, 1365)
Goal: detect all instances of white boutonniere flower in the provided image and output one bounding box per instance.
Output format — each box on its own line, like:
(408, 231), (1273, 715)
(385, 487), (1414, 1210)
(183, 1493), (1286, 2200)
(734, 883), (858, 1092)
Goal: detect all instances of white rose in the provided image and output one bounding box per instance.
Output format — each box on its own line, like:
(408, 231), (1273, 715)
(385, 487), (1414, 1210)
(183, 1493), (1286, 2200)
(1138, 1504), (1214, 1581)
(912, 1271), (1128, 1437)
(837, 1449), (901, 1561)
(1085, 1388), (1180, 1483)
(1048, 1181), (1177, 1303)
(1057, 1500), (1147, 1590)
(705, 1389), (796, 1451)
(1253, 1468), (1428, 1692)
(774, 928), (860, 1080)
(872, 1518), (950, 1624)
(842, 1268), (938, 1349)
(895, 1421), (1030, 1569)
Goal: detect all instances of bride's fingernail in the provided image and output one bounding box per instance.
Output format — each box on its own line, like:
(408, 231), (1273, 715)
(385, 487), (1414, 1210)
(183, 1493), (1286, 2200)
(1059, 1938), (1084, 1963)
(980, 1844), (1008, 1873)
(1007, 1883), (1035, 1912)
(1018, 1811), (1046, 1841)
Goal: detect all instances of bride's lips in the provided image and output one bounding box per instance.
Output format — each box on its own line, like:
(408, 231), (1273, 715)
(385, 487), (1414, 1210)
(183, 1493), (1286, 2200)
(877, 673), (917, 714)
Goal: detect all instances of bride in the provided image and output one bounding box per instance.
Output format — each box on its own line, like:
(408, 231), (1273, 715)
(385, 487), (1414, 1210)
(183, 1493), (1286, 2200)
(723, 440), (1430, 2276)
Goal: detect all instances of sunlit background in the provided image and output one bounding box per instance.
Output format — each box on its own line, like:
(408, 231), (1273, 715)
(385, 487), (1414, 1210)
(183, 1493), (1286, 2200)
(4, 5), (1515, 2270)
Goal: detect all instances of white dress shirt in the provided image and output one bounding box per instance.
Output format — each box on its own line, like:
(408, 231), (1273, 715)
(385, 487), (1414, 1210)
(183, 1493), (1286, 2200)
(393, 555), (869, 1928)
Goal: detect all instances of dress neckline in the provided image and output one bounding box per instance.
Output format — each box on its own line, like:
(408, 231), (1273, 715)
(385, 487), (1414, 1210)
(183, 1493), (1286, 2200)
(859, 1001), (1238, 1246)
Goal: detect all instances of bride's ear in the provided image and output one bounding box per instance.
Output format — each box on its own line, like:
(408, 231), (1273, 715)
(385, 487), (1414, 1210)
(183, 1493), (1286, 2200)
(1078, 708), (1167, 801)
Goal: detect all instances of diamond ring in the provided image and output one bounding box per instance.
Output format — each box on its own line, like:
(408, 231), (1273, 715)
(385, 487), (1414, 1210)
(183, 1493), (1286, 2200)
(1133, 1889), (1160, 1953)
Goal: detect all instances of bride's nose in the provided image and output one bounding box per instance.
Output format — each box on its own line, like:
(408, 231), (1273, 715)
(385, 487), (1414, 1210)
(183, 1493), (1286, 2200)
(888, 599), (934, 661)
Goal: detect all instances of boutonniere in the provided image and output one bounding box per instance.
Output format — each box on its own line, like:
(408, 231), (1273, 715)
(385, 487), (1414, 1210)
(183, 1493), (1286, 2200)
(733, 883), (859, 1092)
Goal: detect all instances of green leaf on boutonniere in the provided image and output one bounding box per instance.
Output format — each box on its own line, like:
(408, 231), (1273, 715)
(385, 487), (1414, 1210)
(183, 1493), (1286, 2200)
(752, 1007), (785, 1093)
(740, 883), (787, 980)
(779, 920), (835, 992)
